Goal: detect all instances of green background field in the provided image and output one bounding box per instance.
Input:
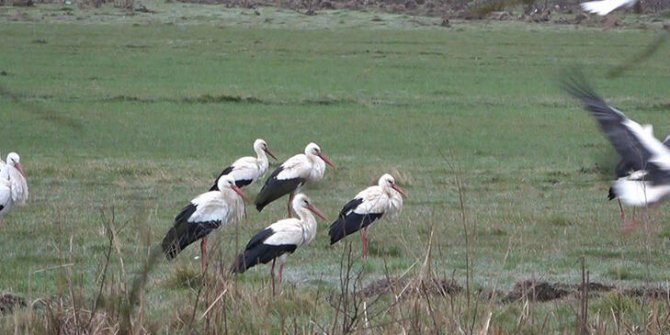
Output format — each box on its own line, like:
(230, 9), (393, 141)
(1, 3), (670, 333)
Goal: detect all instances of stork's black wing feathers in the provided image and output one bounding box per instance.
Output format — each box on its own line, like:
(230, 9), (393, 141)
(230, 228), (297, 273)
(254, 166), (304, 211)
(329, 198), (384, 245)
(563, 69), (670, 185)
(563, 70), (650, 172)
(161, 203), (221, 260)
(209, 166), (234, 191)
(613, 136), (670, 179)
(244, 227), (274, 250)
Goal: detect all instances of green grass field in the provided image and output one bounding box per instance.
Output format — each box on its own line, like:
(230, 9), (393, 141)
(1, 2), (670, 333)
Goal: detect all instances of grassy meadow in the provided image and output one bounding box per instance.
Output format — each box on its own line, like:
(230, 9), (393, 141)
(1, 2), (670, 333)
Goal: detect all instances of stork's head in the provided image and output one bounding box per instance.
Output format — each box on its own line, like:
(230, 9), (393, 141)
(217, 175), (248, 201)
(292, 193), (327, 220)
(305, 142), (335, 168)
(379, 173), (407, 198)
(7, 152), (23, 175)
(254, 138), (277, 160)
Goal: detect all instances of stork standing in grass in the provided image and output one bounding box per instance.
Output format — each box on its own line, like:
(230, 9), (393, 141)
(329, 174), (406, 259)
(564, 70), (670, 232)
(255, 142), (334, 217)
(162, 176), (246, 272)
(232, 193), (326, 294)
(0, 152), (29, 206)
(0, 178), (11, 226)
(209, 139), (277, 191)
(0, 152), (29, 226)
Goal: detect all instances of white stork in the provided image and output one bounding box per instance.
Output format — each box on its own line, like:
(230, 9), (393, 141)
(209, 138), (277, 191)
(0, 178), (11, 226)
(564, 70), (670, 230)
(255, 142), (334, 217)
(232, 193), (326, 294)
(581, 0), (637, 16)
(161, 175), (246, 272)
(329, 174), (406, 259)
(0, 152), (29, 207)
(608, 130), (670, 229)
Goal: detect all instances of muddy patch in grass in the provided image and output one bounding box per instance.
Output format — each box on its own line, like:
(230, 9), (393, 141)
(361, 278), (668, 304)
(360, 276), (462, 299)
(502, 280), (571, 303)
(0, 292), (26, 315)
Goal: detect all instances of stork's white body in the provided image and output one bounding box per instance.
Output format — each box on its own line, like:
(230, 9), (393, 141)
(0, 153), (28, 206)
(275, 148), (326, 185)
(261, 211), (319, 260)
(210, 139), (276, 190)
(349, 182), (404, 219)
(188, 190), (246, 225)
(0, 178), (12, 221)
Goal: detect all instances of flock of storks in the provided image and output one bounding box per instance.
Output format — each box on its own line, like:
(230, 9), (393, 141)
(158, 140), (405, 292)
(0, 0), (658, 293)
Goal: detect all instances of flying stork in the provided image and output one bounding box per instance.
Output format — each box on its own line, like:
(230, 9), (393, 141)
(255, 142), (334, 217)
(329, 173), (406, 259)
(232, 193), (326, 294)
(608, 129), (670, 231)
(209, 138), (277, 191)
(162, 175), (247, 272)
(564, 70), (670, 230)
(581, 0), (637, 16)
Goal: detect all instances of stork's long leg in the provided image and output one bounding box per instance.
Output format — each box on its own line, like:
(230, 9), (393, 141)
(620, 207), (640, 234)
(617, 199), (625, 221)
(271, 259), (276, 296)
(200, 237), (208, 273)
(287, 191), (295, 218)
(279, 263), (285, 284)
(361, 228), (369, 259)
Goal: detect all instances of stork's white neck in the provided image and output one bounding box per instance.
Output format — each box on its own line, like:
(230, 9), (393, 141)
(295, 207), (318, 245)
(255, 146), (269, 171)
(306, 155), (326, 183)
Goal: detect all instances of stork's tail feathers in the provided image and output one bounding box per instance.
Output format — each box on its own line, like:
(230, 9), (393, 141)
(254, 186), (275, 212)
(328, 218), (348, 245)
(161, 227), (184, 260)
(231, 254), (249, 274)
(255, 199), (268, 212)
(161, 220), (210, 261)
(230, 250), (261, 274)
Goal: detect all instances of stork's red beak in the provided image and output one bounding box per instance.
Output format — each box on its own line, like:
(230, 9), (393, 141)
(232, 185), (249, 202)
(317, 153), (335, 168)
(306, 204), (327, 220)
(15, 162), (24, 175)
(392, 184), (407, 198)
(264, 148), (277, 160)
